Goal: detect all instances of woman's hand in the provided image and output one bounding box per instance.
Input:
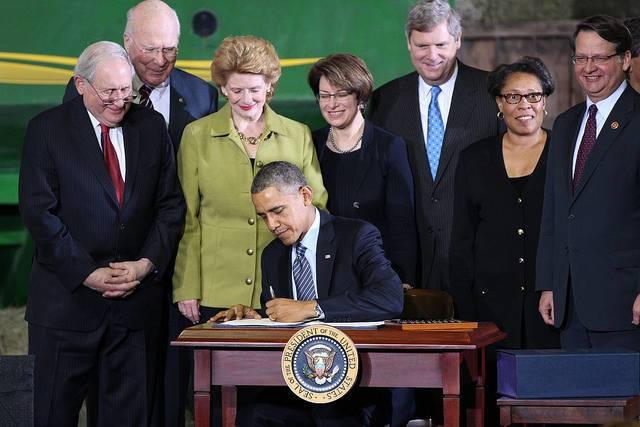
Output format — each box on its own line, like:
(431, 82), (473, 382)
(178, 299), (201, 324)
(209, 305), (262, 323)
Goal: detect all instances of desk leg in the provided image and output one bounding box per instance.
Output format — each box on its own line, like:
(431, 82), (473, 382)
(193, 350), (211, 427)
(442, 352), (461, 427)
(221, 386), (237, 427)
(463, 348), (485, 427)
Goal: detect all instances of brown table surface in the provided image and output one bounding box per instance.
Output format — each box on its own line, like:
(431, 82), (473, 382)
(173, 321), (505, 349)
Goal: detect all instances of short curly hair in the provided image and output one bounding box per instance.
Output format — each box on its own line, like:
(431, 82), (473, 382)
(487, 56), (555, 98)
(210, 35), (281, 101)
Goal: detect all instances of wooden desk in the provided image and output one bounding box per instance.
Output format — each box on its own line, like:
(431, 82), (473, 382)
(498, 396), (640, 425)
(173, 322), (505, 427)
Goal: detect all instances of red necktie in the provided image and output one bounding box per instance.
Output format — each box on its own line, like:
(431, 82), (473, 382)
(138, 84), (154, 109)
(100, 124), (124, 207)
(573, 104), (597, 190)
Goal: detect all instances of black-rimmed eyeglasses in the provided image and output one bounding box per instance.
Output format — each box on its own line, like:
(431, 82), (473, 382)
(316, 90), (354, 103)
(85, 80), (137, 105)
(500, 92), (544, 104)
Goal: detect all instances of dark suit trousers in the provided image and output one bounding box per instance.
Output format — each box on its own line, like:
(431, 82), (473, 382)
(561, 283), (640, 351)
(29, 307), (147, 427)
(164, 304), (223, 427)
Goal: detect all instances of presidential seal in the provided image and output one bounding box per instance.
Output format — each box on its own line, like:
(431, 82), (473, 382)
(281, 325), (359, 404)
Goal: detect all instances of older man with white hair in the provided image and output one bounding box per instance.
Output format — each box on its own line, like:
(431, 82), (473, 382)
(21, 40), (185, 426)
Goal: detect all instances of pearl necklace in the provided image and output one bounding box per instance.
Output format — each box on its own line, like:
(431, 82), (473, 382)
(328, 127), (363, 153)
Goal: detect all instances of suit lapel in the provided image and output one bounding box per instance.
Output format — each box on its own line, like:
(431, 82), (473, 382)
(168, 83), (190, 148)
(122, 118), (140, 210)
(349, 121), (375, 194)
(70, 99), (120, 208)
(315, 211), (336, 299)
(436, 63), (476, 184)
(572, 88), (635, 201)
(565, 104), (586, 197)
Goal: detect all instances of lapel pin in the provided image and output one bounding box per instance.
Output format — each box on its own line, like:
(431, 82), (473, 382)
(611, 121), (619, 129)
(178, 97), (184, 104)
(324, 254), (331, 259)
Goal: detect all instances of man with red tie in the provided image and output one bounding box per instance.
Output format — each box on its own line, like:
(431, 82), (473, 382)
(536, 15), (640, 351)
(19, 41), (185, 426)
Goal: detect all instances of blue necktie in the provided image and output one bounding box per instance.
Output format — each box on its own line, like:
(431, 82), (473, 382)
(293, 243), (316, 300)
(427, 85), (444, 179)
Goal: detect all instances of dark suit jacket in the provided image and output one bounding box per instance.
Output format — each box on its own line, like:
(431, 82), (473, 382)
(312, 120), (417, 285)
(260, 211), (403, 322)
(369, 61), (502, 290)
(536, 86), (640, 331)
(19, 96), (186, 331)
(450, 134), (558, 349)
(63, 68), (218, 152)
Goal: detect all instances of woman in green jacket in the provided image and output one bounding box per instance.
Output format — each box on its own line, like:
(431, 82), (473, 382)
(173, 35), (327, 324)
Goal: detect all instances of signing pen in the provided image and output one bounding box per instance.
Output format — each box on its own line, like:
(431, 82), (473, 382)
(269, 285), (276, 300)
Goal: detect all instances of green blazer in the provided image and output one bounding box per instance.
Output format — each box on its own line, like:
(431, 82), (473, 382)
(173, 103), (327, 308)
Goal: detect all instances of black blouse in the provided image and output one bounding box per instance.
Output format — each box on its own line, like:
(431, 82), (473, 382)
(449, 133), (559, 349)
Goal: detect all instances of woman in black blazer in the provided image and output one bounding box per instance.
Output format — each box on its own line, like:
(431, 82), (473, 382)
(449, 57), (559, 350)
(308, 54), (417, 286)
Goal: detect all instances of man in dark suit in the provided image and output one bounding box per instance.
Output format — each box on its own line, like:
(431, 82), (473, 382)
(63, 0), (218, 151)
(19, 41), (185, 426)
(63, 3), (218, 424)
(536, 15), (640, 351)
(212, 161), (403, 426)
(369, 0), (501, 290)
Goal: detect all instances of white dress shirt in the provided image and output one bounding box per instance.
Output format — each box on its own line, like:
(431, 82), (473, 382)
(134, 74), (171, 128)
(87, 111), (126, 180)
(290, 208), (320, 300)
(572, 80), (627, 176)
(418, 62), (459, 146)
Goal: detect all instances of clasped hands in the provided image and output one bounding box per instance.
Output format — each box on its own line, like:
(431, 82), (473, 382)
(83, 258), (154, 299)
(209, 298), (318, 323)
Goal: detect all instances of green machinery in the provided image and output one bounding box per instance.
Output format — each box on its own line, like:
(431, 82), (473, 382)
(0, 0), (425, 306)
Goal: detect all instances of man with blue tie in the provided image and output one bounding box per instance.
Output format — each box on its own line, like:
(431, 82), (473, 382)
(537, 15), (640, 351)
(369, 0), (501, 291)
(212, 161), (403, 426)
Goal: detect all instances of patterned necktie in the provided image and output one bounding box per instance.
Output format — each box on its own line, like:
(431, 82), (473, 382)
(138, 84), (154, 109)
(293, 243), (316, 301)
(100, 124), (124, 207)
(573, 104), (598, 190)
(427, 85), (444, 179)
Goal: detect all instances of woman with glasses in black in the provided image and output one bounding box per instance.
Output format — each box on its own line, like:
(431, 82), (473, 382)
(450, 56), (560, 350)
(308, 53), (417, 289)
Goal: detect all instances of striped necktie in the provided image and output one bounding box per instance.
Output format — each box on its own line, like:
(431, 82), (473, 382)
(573, 104), (597, 190)
(138, 84), (154, 109)
(293, 243), (316, 301)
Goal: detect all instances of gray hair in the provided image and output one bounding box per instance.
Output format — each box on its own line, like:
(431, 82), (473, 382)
(124, 0), (181, 38)
(251, 161), (308, 195)
(405, 0), (462, 40)
(74, 41), (134, 82)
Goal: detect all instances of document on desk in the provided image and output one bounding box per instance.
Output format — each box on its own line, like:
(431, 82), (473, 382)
(211, 318), (385, 329)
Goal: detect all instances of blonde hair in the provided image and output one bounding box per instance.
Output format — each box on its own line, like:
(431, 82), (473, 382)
(210, 35), (281, 101)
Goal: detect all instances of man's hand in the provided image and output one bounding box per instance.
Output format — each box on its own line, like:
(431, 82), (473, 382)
(108, 258), (154, 284)
(539, 291), (554, 325)
(84, 267), (138, 299)
(209, 304), (262, 323)
(632, 294), (640, 325)
(265, 298), (317, 322)
(178, 299), (201, 324)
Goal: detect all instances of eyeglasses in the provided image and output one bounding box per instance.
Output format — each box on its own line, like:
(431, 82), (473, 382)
(316, 90), (354, 103)
(500, 92), (544, 104)
(85, 80), (136, 105)
(130, 37), (178, 60)
(571, 53), (618, 65)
